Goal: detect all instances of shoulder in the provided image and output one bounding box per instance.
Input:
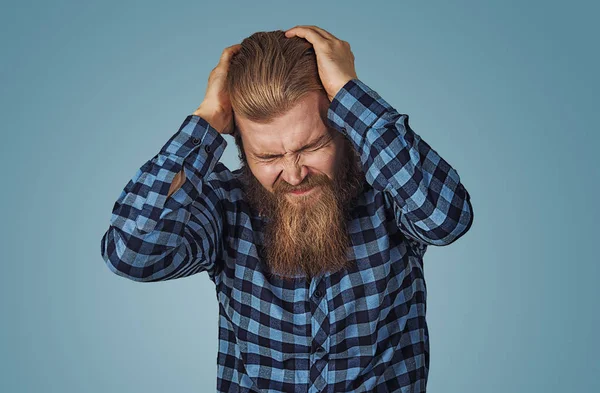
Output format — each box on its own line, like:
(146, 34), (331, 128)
(349, 182), (428, 256)
(349, 181), (389, 218)
(203, 162), (245, 203)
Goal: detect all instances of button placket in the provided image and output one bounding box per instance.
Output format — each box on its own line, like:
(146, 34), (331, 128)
(309, 277), (330, 391)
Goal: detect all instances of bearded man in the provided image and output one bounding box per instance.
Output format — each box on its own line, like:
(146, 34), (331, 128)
(234, 90), (365, 281)
(101, 26), (474, 393)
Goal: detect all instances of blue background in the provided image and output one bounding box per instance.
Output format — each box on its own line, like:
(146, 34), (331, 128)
(1, 0), (598, 392)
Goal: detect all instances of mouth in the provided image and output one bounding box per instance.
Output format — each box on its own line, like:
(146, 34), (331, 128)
(288, 186), (318, 196)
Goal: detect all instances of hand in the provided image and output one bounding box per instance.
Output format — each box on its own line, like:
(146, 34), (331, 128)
(193, 44), (242, 135)
(284, 25), (358, 102)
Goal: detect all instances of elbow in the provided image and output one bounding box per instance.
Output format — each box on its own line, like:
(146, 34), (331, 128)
(100, 227), (166, 283)
(443, 195), (474, 246)
(406, 191), (474, 247)
(427, 193), (474, 246)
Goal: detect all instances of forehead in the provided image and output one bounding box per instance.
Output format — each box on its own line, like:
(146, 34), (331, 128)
(235, 91), (331, 155)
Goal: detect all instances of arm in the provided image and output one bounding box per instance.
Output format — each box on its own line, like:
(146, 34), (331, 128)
(327, 78), (474, 246)
(100, 115), (229, 282)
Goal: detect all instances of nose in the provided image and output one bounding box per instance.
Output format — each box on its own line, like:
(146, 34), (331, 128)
(280, 156), (308, 186)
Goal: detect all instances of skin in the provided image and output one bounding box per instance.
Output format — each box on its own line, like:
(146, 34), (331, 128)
(234, 90), (349, 203)
(284, 25), (358, 103)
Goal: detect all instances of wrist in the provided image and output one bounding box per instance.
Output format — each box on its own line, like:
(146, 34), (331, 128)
(192, 105), (227, 134)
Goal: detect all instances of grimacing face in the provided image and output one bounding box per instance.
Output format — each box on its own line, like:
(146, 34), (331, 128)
(234, 91), (347, 203)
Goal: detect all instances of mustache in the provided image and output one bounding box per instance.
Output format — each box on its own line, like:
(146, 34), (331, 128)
(273, 173), (332, 194)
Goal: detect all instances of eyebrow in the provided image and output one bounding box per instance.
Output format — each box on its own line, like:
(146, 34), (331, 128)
(253, 133), (332, 160)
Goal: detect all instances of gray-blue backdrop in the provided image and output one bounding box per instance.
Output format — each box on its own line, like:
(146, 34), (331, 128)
(1, 0), (597, 392)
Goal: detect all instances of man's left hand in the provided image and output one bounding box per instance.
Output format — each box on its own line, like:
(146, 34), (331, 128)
(284, 25), (358, 102)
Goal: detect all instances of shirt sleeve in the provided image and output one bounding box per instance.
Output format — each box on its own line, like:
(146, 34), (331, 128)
(100, 114), (229, 282)
(327, 78), (474, 246)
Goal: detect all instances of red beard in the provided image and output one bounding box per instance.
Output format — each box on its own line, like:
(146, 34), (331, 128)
(240, 137), (364, 281)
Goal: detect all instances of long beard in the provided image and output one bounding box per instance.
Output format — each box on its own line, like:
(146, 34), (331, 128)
(240, 138), (364, 281)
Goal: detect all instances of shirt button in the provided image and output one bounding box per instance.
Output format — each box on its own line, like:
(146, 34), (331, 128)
(314, 289), (323, 298)
(312, 344), (326, 354)
(204, 145), (211, 153)
(192, 137), (200, 145)
(341, 127), (347, 133)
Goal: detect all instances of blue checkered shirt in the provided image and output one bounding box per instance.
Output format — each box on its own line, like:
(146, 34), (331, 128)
(101, 78), (474, 393)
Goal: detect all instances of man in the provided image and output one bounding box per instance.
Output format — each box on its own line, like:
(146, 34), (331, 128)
(101, 26), (474, 393)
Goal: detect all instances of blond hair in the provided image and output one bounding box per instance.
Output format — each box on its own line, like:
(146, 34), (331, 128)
(227, 30), (325, 123)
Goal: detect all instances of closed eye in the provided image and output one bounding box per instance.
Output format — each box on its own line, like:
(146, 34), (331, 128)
(302, 135), (332, 153)
(310, 138), (332, 151)
(254, 134), (333, 162)
(258, 157), (278, 163)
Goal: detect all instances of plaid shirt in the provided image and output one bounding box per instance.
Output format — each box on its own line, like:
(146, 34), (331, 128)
(101, 78), (474, 393)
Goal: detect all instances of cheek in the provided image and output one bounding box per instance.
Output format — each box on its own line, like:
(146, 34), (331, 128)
(248, 163), (280, 190)
(304, 150), (338, 178)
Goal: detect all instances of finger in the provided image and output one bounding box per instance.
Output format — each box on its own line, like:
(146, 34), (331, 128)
(284, 26), (328, 47)
(301, 25), (338, 41)
(216, 44), (242, 69)
(285, 25), (325, 38)
(219, 44), (242, 62)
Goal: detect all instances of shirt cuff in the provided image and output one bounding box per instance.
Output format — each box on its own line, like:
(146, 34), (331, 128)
(159, 114), (226, 159)
(132, 115), (227, 234)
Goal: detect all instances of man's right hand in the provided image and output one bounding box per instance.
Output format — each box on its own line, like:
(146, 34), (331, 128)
(193, 44), (242, 135)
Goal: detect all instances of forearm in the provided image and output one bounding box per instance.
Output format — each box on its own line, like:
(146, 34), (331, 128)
(100, 115), (228, 282)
